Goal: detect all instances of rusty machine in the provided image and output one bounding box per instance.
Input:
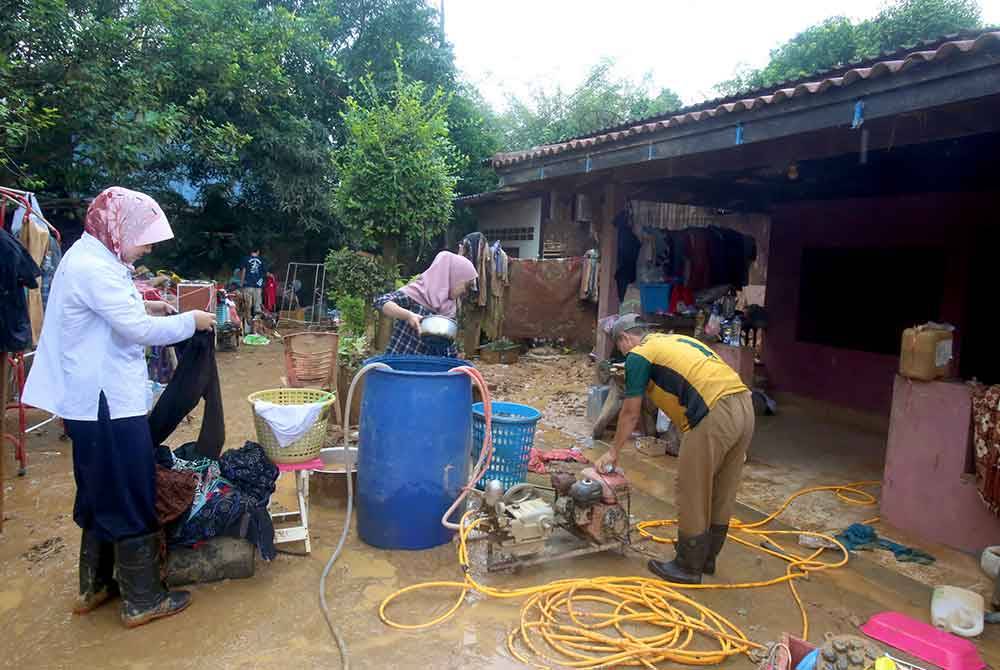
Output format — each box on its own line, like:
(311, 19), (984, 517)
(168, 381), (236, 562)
(478, 467), (641, 571)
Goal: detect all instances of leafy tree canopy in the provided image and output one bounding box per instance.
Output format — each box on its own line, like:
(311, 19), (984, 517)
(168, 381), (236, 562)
(717, 0), (983, 96)
(333, 62), (461, 264)
(496, 58), (683, 151)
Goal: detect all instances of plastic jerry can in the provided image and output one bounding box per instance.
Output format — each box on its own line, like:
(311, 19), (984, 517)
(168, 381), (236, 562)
(900, 323), (954, 381)
(930, 585), (984, 637)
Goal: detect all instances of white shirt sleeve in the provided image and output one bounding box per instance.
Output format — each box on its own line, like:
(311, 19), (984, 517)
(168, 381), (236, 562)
(81, 266), (197, 347)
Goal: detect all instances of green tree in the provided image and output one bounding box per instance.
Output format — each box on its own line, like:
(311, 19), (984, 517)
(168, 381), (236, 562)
(333, 63), (461, 270)
(859, 0), (982, 54)
(498, 59), (683, 151)
(716, 0), (983, 96)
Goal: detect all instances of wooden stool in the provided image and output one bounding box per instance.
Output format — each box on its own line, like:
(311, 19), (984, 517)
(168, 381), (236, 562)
(271, 457), (323, 554)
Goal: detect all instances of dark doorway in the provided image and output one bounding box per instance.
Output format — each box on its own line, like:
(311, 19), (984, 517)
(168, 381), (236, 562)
(797, 246), (945, 355)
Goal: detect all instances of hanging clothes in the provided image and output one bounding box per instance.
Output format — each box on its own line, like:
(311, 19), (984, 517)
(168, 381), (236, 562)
(19, 209), (50, 345)
(579, 249), (599, 302)
(148, 330), (225, 459)
(476, 237), (490, 307)
(685, 228), (713, 290)
(972, 383), (1000, 516)
(39, 233), (62, 310)
(0, 227), (41, 352)
(614, 211), (640, 302)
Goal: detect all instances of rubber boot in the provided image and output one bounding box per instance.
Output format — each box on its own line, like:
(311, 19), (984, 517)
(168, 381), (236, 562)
(115, 533), (192, 628)
(702, 524), (729, 576)
(647, 531), (712, 585)
(72, 529), (118, 614)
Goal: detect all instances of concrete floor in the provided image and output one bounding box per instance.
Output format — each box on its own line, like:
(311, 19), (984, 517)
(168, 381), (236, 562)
(1, 347), (997, 669)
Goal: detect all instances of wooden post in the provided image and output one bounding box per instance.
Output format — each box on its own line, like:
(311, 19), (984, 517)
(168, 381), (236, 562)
(1, 351), (7, 532)
(594, 183), (626, 359)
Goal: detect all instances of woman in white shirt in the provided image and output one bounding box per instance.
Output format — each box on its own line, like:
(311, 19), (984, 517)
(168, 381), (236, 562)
(23, 187), (215, 628)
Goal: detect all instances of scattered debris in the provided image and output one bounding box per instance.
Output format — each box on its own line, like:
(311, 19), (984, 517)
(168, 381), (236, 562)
(22, 536), (65, 563)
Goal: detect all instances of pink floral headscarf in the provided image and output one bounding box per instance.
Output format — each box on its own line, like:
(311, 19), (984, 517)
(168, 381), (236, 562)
(401, 251), (478, 318)
(84, 187), (173, 264)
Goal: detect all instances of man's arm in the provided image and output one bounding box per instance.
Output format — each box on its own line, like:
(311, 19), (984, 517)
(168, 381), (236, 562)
(596, 352), (651, 471)
(602, 396), (642, 466)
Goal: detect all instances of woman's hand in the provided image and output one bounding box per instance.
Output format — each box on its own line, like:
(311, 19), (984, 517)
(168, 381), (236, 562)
(144, 300), (177, 316)
(406, 311), (423, 333)
(192, 310), (217, 331)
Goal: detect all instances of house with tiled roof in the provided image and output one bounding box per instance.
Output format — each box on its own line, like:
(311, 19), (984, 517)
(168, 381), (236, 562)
(460, 30), (1000, 553)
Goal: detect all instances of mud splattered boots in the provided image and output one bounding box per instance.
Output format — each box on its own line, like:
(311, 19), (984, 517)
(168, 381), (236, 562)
(647, 531), (712, 585)
(73, 529), (118, 614)
(701, 524), (730, 576)
(115, 532), (192, 628)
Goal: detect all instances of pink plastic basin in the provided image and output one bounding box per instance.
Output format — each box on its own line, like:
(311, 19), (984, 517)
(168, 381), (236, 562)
(861, 611), (986, 670)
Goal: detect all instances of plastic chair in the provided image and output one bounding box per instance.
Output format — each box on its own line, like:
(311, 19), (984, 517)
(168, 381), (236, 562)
(282, 332), (343, 429)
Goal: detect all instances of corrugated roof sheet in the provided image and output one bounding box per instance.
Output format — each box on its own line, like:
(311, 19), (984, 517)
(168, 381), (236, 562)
(491, 30), (1000, 169)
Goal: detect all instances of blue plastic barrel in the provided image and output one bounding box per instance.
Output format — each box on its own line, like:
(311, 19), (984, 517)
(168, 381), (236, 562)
(357, 355), (473, 549)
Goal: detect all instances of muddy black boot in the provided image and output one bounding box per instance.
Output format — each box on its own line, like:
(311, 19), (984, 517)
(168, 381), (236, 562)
(702, 524), (729, 576)
(73, 529), (118, 614)
(115, 533), (192, 628)
(647, 531), (712, 585)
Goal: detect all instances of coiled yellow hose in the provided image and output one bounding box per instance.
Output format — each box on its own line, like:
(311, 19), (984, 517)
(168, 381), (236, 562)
(379, 481), (881, 668)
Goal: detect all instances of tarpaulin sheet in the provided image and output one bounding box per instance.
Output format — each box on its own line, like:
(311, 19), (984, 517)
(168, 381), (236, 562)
(504, 258), (596, 346)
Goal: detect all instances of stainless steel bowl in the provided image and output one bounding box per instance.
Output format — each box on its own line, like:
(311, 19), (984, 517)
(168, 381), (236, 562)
(420, 315), (458, 342)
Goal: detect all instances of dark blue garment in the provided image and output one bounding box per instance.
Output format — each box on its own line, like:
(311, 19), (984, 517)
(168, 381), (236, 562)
(64, 393), (158, 542)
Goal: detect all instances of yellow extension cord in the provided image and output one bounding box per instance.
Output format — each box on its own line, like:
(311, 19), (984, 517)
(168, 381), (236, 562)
(378, 481), (881, 668)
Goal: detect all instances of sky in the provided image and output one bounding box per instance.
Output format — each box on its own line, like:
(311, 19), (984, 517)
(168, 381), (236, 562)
(444, 0), (1000, 109)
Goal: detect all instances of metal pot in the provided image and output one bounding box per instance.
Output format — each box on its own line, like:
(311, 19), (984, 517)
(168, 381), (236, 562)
(419, 315), (458, 342)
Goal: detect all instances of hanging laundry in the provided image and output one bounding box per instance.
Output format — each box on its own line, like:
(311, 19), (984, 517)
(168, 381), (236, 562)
(0, 228), (41, 352)
(39, 234), (62, 310)
(614, 211), (640, 302)
(18, 205), (50, 345)
(579, 249), (600, 302)
(971, 383), (1000, 516)
(459, 232), (487, 303)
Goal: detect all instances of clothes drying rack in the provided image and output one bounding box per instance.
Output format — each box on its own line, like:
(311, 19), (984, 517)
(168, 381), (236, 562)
(1, 186), (64, 476)
(280, 262), (330, 329)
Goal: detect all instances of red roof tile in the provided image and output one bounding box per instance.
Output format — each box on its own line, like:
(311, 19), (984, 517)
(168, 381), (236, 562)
(491, 31), (1000, 169)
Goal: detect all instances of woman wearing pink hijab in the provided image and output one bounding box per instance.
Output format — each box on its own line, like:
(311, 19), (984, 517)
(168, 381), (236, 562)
(373, 250), (478, 357)
(24, 187), (216, 628)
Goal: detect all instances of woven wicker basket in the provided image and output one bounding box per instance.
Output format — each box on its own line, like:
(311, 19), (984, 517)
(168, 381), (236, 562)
(247, 388), (336, 464)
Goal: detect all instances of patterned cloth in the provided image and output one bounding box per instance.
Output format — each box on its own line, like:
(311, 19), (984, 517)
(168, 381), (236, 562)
(373, 290), (458, 357)
(972, 383), (1000, 516)
(168, 442), (279, 560)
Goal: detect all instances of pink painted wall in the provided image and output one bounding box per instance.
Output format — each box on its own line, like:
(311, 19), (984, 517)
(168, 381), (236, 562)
(764, 193), (983, 415)
(882, 375), (1000, 553)
(711, 343), (755, 387)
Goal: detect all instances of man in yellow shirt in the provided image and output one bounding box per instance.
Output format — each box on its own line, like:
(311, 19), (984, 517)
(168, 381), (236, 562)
(595, 314), (754, 584)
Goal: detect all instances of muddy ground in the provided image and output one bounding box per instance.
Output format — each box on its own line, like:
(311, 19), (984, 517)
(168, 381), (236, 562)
(2, 345), (997, 669)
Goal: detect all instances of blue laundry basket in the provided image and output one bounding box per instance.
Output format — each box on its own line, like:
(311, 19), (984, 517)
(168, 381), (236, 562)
(472, 401), (542, 490)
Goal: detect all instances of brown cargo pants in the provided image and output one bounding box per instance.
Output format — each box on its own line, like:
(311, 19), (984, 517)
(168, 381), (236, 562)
(676, 391), (755, 536)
